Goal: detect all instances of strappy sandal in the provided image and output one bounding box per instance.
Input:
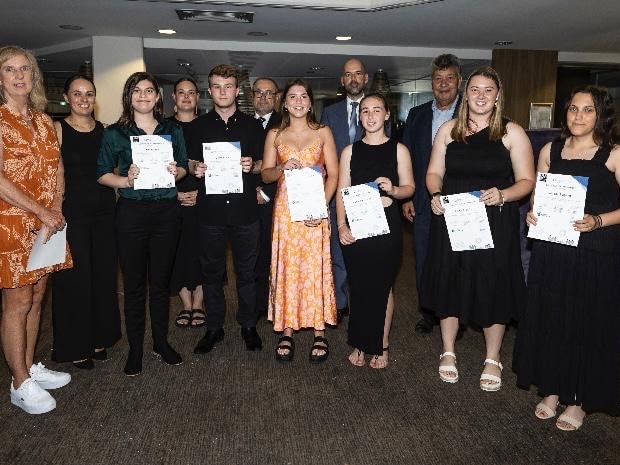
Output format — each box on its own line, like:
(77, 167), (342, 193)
(175, 310), (192, 327)
(309, 336), (329, 364)
(190, 309), (206, 327)
(275, 336), (295, 362)
(556, 412), (584, 431)
(480, 358), (503, 391)
(438, 352), (458, 383)
(535, 399), (559, 420)
(370, 347), (389, 369)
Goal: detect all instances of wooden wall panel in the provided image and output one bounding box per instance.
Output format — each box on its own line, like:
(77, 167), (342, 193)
(492, 49), (558, 128)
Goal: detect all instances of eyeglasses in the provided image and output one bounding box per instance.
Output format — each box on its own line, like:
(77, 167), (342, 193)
(133, 87), (156, 96)
(253, 90), (276, 98)
(2, 65), (32, 76)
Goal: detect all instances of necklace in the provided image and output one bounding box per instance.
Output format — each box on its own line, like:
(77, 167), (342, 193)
(66, 117), (95, 132)
(467, 118), (489, 135)
(561, 147), (598, 160)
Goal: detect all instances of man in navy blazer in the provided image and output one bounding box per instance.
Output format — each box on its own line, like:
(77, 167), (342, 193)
(402, 54), (462, 334)
(320, 58), (368, 322)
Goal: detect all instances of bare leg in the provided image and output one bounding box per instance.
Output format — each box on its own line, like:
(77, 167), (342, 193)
(25, 277), (47, 368)
(178, 287), (192, 310)
(481, 323), (505, 388)
(191, 285), (204, 309)
(370, 290), (394, 369)
(438, 316), (459, 378)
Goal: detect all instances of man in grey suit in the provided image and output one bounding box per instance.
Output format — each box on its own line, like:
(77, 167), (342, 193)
(320, 58), (368, 322)
(402, 54), (462, 334)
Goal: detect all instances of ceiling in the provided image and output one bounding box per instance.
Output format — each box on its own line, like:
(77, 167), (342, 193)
(3, 0), (620, 96)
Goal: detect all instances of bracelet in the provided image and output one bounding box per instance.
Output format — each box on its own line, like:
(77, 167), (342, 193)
(593, 214), (603, 230)
(431, 191), (442, 198)
(498, 190), (505, 207)
(337, 223), (347, 230)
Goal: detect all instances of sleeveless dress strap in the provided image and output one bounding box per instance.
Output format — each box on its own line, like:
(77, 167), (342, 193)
(591, 144), (611, 165)
(549, 137), (565, 164)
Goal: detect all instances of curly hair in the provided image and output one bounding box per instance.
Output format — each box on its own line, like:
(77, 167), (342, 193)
(0, 45), (47, 111)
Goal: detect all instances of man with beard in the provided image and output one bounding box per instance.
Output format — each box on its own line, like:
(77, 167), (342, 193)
(321, 58), (368, 323)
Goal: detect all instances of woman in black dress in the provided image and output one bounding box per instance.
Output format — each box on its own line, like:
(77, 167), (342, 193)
(51, 75), (121, 370)
(336, 93), (414, 369)
(168, 77), (205, 328)
(516, 86), (620, 431)
(424, 67), (535, 390)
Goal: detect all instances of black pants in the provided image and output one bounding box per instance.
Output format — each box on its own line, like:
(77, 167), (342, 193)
(116, 197), (180, 351)
(52, 214), (121, 362)
(254, 201), (274, 316)
(199, 221), (260, 329)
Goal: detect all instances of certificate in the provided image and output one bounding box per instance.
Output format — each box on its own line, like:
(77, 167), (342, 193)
(26, 225), (67, 272)
(130, 135), (175, 190)
(528, 172), (588, 247)
(285, 166), (327, 222)
(341, 182), (390, 239)
(441, 191), (494, 251)
(202, 142), (243, 194)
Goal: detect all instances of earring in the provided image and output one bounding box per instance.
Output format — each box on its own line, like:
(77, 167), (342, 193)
(173, 105), (178, 114)
(195, 106), (198, 116)
(308, 106), (312, 113)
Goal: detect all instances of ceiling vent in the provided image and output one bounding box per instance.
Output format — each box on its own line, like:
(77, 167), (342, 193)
(175, 9), (254, 22)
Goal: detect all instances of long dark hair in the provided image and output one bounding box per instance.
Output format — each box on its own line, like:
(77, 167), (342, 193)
(117, 72), (163, 127)
(279, 78), (321, 131)
(63, 74), (96, 95)
(561, 85), (619, 148)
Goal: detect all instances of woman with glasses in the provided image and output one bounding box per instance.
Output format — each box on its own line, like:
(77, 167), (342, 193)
(51, 74), (121, 370)
(97, 72), (188, 376)
(422, 67), (535, 391)
(0, 45), (72, 414)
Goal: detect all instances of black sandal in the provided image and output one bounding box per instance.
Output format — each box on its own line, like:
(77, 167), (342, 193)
(275, 336), (295, 362)
(309, 336), (329, 364)
(175, 310), (192, 327)
(190, 309), (206, 327)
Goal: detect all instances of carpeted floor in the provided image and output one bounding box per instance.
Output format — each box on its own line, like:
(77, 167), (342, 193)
(1, 228), (619, 465)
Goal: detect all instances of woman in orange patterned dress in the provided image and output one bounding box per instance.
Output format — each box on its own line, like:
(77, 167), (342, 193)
(261, 78), (338, 363)
(0, 46), (72, 414)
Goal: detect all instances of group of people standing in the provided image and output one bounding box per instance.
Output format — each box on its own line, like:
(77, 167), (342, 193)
(1, 44), (619, 433)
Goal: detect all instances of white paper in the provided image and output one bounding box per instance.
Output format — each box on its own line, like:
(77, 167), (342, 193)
(202, 142), (243, 194)
(528, 172), (588, 247)
(341, 182), (390, 239)
(130, 135), (175, 190)
(285, 166), (328, 222)
(441, 191), (494, 251)
(26, 225), (67, 272)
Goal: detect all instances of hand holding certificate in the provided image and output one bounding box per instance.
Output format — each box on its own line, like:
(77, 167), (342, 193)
(341, 182), (390, 239)
(441, 191), (494, 251)
(130, 135), (175, 189)
(527, 172), (588, 247)
(202, 142), (243, 194)
(26, 225), (68, 272)
(285, 166), (328, 222)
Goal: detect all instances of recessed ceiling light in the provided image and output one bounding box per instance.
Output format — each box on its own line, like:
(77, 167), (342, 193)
(247, 31), (268, 37)
(494, 40), (513, 46)
(59, 24), (83, 30)
(336, 36), (352, 41)
(311, 66), (324, 71)
(159, 29), (177, 35)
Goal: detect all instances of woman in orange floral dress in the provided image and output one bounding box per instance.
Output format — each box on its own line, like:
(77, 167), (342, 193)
(0, 45), (72, 414)
(261, 78), (338, 363)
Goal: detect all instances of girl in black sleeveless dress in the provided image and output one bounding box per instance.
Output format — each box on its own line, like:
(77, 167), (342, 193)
(515, 86), (620, 431)
(336, 93), (414, 368)
(52, 75), (120, 368)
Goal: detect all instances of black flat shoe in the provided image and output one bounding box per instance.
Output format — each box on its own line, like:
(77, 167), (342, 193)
(153, 343), (183, 365)
(309, 336), (329, 364)
(124, 350), (143, 377)
(241, 327), (263, 351)
(414, 317), (435, 334)
(93, 349), (108, 361)
(194, 328), (225, 354)
(275, 336), (295, 362)
(73, 359), (94, 370)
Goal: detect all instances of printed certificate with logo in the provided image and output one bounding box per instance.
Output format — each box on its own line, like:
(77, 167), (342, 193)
(441, 191), (494, 251)
(202, 141), (243, 194)
(285, 166), (327, 222)
(341, 182), (390, 239)
(130, 135), (175, 190)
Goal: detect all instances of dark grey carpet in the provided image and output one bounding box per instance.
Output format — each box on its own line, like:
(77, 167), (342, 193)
(1, 229), (619, 465)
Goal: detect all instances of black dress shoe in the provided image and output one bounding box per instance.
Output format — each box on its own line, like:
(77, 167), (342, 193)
(241, 327), (263, 351)
(194, 328), (225, 354)
(124, 349), (143, 377)
(153, 343), (183, 365)
(93, 349), (108, 361)
(337, 306), (349, 323)
(73, 359), (94, 370)
(414, 317), (435, 334)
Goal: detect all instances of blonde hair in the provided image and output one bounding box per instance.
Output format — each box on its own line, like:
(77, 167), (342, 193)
(0, 45), (47, 111)
(451, 66), (506, 143)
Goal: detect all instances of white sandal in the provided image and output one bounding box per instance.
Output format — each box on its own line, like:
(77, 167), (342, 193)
(480, 358), (503, 391)
(438, 352), (458, 383)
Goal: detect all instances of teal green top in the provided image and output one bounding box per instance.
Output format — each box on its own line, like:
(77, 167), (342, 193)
(97, 119), (189, 201)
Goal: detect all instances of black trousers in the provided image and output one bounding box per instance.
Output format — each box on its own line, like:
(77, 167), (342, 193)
(254, 201), (274, 316)
(199, 221), (260, 329)
(52, 214), (121, 362)
(116, 197), (180, 351)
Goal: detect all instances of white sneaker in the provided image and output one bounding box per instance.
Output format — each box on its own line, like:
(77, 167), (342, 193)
(10, 378), (56, 414)
(29, 363), (71, 390)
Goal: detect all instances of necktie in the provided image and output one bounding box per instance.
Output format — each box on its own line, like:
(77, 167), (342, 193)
(349, 101), (358, 144)
(258, 116), (266, 129)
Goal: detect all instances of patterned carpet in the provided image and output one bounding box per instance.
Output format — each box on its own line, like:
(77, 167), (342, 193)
(1, 228), (619, 465)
